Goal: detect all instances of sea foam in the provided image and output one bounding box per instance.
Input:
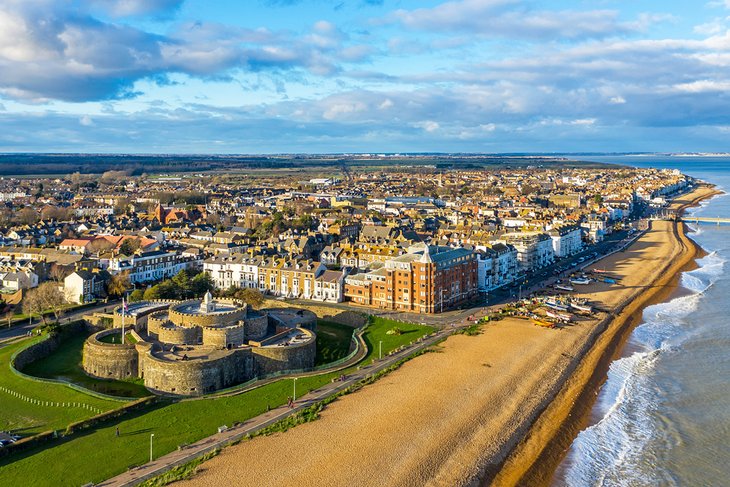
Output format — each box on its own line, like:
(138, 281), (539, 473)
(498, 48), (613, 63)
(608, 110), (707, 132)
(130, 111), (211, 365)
(561, 252), (724, 486)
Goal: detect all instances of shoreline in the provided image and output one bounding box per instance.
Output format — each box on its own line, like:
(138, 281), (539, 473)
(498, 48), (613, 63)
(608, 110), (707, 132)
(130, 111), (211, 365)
(170, 186), (722, 487)
(487, 184), (723, 487)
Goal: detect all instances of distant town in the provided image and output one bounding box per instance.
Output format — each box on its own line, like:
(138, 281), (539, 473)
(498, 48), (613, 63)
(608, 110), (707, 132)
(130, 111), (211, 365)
(0, 161), (690, 314)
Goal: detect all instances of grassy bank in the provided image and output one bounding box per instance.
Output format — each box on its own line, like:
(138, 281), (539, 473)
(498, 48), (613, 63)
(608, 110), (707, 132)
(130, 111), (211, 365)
(22, 333), (150, 398)
(0, 317), (434, 487)
(0, 337), (125, 437)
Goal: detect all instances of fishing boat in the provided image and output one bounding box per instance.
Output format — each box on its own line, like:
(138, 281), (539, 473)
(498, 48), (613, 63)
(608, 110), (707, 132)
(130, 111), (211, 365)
(569, 277), (591, 285)
(555, 284), (575, 292)
(544, 299), (569, 311)
(570, 302), (593, 313)
(532, 318), (556, 328)
(546, 310), (572, 322)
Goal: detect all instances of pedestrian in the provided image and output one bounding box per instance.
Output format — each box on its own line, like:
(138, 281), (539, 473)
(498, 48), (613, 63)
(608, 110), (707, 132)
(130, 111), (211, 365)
(115, 426), (119, 437)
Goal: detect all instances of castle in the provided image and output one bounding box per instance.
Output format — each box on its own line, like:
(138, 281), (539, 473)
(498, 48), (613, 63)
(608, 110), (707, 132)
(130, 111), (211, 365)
(82, 292), (317, 396)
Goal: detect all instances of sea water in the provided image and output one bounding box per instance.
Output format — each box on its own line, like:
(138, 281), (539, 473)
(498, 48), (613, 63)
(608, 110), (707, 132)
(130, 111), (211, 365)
(552, 156), (730, 486)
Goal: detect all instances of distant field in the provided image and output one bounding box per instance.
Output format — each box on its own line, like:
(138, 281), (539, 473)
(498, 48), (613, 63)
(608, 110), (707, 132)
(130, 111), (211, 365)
(0, 153), (616, 176)
(0, 317), (435, 487)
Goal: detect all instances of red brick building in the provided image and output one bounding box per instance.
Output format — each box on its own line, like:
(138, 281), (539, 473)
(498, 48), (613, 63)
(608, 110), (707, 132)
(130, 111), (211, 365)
(344, 243), (477, 313)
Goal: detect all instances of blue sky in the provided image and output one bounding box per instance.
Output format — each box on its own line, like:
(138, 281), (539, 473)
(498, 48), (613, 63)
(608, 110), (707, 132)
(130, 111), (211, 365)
(1, 0), (730, 153)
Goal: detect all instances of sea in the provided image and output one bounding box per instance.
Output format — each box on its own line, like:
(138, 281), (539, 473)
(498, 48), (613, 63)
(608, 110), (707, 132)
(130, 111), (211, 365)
(552, 155), (730, 487)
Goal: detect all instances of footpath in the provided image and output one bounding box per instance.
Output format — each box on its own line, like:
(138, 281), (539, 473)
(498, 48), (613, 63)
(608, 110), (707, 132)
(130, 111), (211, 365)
(96, 325), (456, 487)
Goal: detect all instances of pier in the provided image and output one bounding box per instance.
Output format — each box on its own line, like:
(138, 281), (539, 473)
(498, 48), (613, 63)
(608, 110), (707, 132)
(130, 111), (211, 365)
(681, 216), (730, 225)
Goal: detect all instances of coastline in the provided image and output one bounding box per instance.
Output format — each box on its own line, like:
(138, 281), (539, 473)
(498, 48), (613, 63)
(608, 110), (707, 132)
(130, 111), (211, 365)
(488, 184), (723, 487)
(173, 186), (722, 487)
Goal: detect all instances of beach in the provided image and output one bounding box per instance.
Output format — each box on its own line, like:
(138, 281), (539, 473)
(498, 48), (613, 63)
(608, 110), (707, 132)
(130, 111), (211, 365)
(180, 185), (719, 487)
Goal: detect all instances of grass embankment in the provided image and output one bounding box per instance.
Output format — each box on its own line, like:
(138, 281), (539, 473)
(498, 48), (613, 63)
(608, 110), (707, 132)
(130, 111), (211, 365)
(315, 320), (355, 366)
(0, 337), (125, 437)
(0, 317), (435, 487)
(23, 333), (150, 398)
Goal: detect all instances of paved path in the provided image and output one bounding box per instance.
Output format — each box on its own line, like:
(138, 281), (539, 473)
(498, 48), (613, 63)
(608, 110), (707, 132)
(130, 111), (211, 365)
(96, 326), (456, 487)
(0, 301), (119, 344)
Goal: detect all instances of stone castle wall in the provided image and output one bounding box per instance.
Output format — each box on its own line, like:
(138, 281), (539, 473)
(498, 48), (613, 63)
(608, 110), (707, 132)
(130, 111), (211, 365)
(146, 311), (170, 338)
(244, 313), (269, 341)
(203, 323), (246, 348)
(251, 329), (316, 376)
(142, 348), (254, 395)
(112, 301), (176, 329)
(82, 329), (138, 380)
(168, 300), (247, 328)
(158, 324), (201, 345)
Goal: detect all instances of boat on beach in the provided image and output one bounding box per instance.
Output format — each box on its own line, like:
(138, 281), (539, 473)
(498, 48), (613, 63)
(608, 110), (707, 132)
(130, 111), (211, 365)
(545, 299), (569, 311)
(569, 277), (591, 285)
(532, 318), (556, 328)
(546, 310), (572, 322)
(570, 302), (593, 314)
(554, 284), (575, 292)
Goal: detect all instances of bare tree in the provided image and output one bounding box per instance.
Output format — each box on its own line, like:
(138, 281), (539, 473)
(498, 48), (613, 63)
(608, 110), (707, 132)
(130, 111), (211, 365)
(22, 289), (46, 326)
(49, 263), (71, 282)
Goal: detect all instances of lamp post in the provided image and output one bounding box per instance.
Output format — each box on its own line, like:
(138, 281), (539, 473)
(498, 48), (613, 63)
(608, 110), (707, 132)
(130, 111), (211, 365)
(379, 340), (382, 360)
(150, 433), (155, 462)
(293, 377), (298, 402)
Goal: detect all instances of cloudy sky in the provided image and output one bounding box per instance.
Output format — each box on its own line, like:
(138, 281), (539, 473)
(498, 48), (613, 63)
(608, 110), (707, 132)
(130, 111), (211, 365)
(1, 0), (729, 153)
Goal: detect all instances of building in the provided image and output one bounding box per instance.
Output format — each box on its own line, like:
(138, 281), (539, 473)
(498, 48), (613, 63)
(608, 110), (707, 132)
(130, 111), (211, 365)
(548, 224), (583, 258)
(64, 269), (109, 304)
(82, 294), (317, 396)
(108, 250), (197, 284)
(500, 232), (554, 272)
(344, 243), (477, 313)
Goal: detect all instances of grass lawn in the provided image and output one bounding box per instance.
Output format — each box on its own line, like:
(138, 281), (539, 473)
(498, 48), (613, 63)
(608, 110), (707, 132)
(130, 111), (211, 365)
(98, 331), (138, 345)
(23, 334), (151, 399)
(361, 317), (436, 365)
(0, 317), (436, 487)
(315, 320), (355, 366)
(0, 337), (127, 438)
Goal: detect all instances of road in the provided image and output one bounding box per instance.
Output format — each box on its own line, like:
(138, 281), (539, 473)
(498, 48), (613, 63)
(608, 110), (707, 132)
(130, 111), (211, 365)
(0, 300), (119, 343)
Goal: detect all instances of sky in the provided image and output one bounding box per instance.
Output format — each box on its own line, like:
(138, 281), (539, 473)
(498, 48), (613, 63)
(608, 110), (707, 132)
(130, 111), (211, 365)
(0, 0), (730, 153)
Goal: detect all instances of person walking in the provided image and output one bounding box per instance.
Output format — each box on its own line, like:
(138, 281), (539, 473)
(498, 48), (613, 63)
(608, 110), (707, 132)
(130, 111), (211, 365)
(115, 426), (120, 437)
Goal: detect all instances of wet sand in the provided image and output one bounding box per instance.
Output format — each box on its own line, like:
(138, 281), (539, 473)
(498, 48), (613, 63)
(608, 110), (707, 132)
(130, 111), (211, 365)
(180, 186), (719, 487)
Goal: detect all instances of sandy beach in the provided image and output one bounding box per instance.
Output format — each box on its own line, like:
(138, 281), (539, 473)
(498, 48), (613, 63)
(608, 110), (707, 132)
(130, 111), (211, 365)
(179, 186), (719, 487)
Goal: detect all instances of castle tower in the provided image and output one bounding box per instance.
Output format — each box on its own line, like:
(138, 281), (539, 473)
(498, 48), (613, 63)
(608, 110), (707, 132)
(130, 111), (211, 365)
(200, 291), (216, 314)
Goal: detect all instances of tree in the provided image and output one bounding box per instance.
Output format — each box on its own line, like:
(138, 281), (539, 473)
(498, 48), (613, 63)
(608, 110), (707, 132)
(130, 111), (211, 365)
(129, 289), (145, 302)
(17, 207), (39, 225)
(23, 289), (46, 326)
(87, 238), (116, 255)
(172, 269), (192, 299)
(23, 282), (67, 325)
(235, 288), (264, 309)
(119, 238), (141, 256)
(107, 272), (130, 298)
(143, 284), (163, 301)
(49, 264), (71, 282)
(190, 272), (214, 297)
(36, 282), (67, 322)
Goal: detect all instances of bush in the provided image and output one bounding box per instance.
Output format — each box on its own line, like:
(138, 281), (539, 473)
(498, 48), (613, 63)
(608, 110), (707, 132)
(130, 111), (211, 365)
(385, 327), (403, 336)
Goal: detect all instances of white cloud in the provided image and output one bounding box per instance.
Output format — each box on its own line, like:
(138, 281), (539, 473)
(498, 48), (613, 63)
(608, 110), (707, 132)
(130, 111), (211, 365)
(414, 120), (440, 132)
(79, 115), (95, 126)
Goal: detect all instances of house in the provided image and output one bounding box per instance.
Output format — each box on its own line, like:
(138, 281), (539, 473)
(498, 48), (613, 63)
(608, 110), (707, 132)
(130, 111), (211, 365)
(64, 269), (109, 304)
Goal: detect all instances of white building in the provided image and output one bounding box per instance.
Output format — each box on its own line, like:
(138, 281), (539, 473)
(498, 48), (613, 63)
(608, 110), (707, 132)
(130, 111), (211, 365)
(549, 225), (583, 258)
(203, 254), (263, 291)
(500, 232), (554, 272)
(108, 250), (196, 284)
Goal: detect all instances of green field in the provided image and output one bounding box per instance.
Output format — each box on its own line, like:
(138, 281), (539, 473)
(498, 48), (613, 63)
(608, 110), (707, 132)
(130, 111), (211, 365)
(315, 320), (355, 366)
(98, 331), (138, 345)
(0, 317), (435, 487)
(22, 333), (150, 398)
(0, 337), (127, 437)
(361, 317), (435, 365)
